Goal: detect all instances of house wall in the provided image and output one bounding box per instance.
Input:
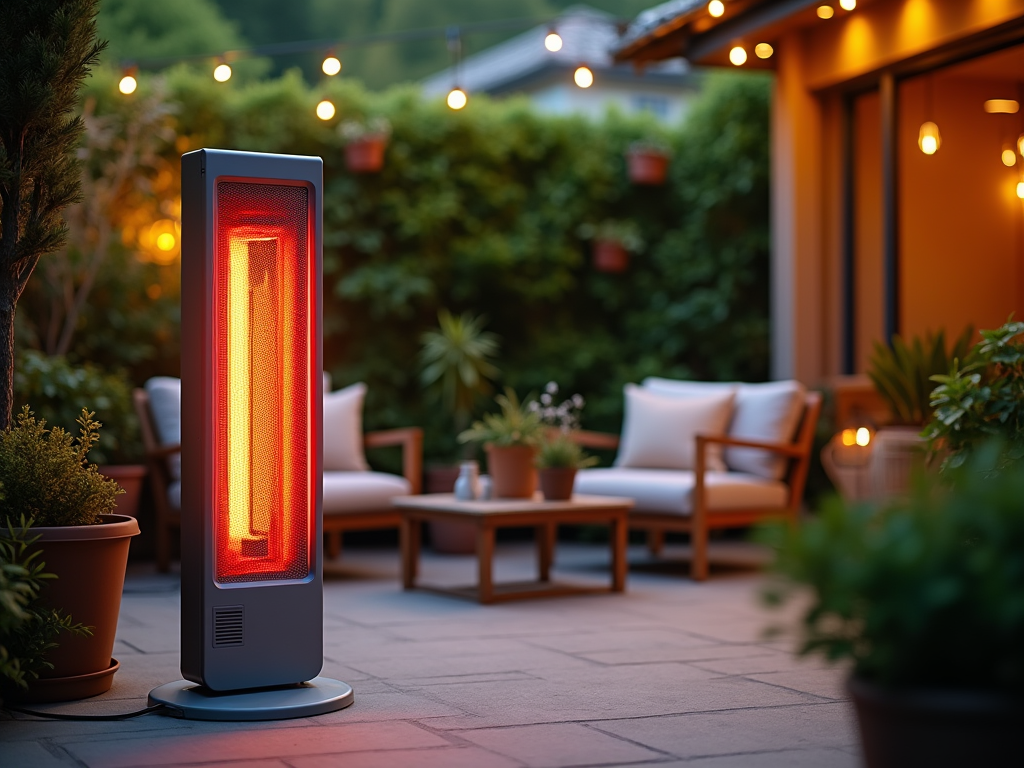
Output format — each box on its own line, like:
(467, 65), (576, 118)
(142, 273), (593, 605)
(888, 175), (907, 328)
(527, 80), (696, 123)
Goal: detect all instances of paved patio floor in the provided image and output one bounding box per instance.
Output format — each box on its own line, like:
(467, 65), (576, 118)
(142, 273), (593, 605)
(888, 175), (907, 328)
(2, 542), (860, 767)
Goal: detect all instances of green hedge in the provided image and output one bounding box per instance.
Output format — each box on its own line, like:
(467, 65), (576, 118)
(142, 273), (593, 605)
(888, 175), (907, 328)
(23, 68), (771, 463)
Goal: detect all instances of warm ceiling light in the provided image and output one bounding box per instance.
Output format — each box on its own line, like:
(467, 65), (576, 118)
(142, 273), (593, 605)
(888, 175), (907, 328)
(839, 0), (856, 9)
(983, 99), (1019, 114)
(754, 43), (773, 59)
(1003, 148), (1017, 167)
(544, 31), (563, 52)
(729, 46), (747, 66)
(708, 0), (725, 17)
(316, 100), (336, 120)
(574, 66), (594, 88)
(447, 87), (467, 110)
(1018, 181), (1024, 199)
(156, 232), (176, 251)
(213, 63), (232, 82)
(817, 5), (835, 18)
(118, 74), (138, 95)
(322, 56), (341, 76)
(918, 121), (941, 155)
(1018, 133), (1024, 156)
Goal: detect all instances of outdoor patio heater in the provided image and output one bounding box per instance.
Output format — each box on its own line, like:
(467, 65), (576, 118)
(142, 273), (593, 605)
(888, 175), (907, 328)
(149, 149), (353, 720)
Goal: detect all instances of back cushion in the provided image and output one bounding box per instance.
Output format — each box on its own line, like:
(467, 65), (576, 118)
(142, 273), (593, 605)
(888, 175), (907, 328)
(323, 382), (370, 472)
(643, 378), (806, 480)
(614, 384), (735, 472)
(144, 377), (182, 480)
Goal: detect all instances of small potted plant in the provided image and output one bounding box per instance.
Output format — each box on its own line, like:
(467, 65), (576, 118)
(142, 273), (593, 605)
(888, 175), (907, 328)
(625, 138), (672, 185)
(578, 221), (644, 273)
(532, 383), (598, 501)
(338, 116), (392, 173)
(459, 388), (545, 498)
(761, 442), (1024, 767)
(0, 407), (139, 702)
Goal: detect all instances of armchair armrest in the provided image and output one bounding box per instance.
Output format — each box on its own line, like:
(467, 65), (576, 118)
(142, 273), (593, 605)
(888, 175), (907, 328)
(569, 430), (620, 450)
(364, 427), (423, 495)
(696, 434), (804, 458)
(147, 443), (181, 460)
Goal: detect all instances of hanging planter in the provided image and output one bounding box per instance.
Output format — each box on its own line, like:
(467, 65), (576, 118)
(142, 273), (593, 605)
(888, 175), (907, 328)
(626, 141), (672, 185)
(339, 117), (392, 173)
(592, 240), (629, 273)
(579, 220), (643, 273)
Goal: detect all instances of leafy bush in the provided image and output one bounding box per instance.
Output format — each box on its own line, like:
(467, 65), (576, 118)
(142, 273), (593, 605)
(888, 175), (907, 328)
(459, 388), (546, 448)
(0, 407), (123, 527)
(537, 435), (599, 469)
(762, 442), (1024, 693)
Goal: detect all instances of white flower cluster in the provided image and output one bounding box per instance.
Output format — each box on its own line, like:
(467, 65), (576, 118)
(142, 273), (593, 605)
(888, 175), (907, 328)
(527, 382), (586, 433)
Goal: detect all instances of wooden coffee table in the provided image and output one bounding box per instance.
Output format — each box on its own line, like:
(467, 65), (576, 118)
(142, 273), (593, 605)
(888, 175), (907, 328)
(393, 494), (634, 604)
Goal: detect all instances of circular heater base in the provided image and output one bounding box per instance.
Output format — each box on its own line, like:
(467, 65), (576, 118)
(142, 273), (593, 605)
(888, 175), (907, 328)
(148, 677), (353, 721)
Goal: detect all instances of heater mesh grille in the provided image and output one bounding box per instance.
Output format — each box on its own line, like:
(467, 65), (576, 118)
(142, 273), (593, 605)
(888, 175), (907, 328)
(214, 181), (312, 584)
(213, 605), (245, 647)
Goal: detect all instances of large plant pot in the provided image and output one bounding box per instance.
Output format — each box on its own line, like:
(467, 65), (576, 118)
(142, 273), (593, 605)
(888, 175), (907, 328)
(98, 465), (147, 518)
(538, 467), (576, 501)
(486, 445), (538, 499)
(345, 136), (387, 173)
(867, 427), (927, 500)
(848, 677), (1024, 768)
(593, 240), (629, 273)
(626, 150), (670, 185)
(12, 514), (140, 702)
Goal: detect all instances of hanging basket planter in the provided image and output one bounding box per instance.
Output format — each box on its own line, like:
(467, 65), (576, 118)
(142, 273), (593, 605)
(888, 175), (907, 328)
(592, 239), (630, 273)
(344, 136), (388, 173)
(626, 148), (670, 185)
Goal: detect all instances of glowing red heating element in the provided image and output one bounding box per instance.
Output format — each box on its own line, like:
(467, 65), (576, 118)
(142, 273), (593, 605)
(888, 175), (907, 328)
(214, 182), (313, 583)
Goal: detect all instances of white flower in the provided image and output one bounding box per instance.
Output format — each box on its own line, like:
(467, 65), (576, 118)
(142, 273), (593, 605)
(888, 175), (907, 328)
(540, 393), (552, 406)
(572, 394), (584, 408)
(545, 381), (558, 395)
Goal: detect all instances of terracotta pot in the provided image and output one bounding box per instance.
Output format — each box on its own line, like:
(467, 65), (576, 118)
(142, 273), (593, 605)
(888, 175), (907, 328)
(345, 136), (387, 173)
(8, 514), (140, 702)
(867, 427), (927, 500)
(98, 465), (147, 518)
(538, 467), (577, 501)
(486, 445), (538, 499)
(424, 464), (460, 494)
(627, 150), (670, 185)
(848, 677), (1024, 768)
(593, 240), (629, 273)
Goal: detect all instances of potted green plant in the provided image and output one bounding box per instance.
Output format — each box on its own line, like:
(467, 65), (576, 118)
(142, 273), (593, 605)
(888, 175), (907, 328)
(625, 138), (672, 185)
(0, 407), (139, 702)
(761, 442), (1024, 767)
(339, 116), (392, 173)
(459, 388), (545, 498)
(533, 383), (598, 501)
(927, 319), (1024, 471)
(578, 221), (644, 273)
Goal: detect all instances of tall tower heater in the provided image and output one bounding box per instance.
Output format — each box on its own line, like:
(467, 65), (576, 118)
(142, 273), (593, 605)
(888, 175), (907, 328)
(149, 149), (352, 720)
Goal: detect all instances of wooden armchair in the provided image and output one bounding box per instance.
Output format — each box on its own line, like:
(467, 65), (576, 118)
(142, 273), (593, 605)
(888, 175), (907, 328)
(573, 391), (822, 581)
(134, 387), (181, 573)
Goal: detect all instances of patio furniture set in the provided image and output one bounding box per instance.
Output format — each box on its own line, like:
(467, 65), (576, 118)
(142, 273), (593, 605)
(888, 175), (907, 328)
(134, 376), (820, 600)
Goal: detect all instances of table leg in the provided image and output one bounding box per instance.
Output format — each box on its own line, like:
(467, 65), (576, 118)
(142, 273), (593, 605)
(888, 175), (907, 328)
(536, 523), (555, 582)
(610, 513), (627, 592)
(400, 516), (419, 590)
(477, 524), (495, 604)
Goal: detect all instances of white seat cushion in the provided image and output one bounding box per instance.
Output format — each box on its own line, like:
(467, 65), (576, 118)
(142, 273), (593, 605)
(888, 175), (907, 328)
(145, 377), (182, 480)
(574, 468), (788, 516)
(322, 471), (410, 515)
(643, 378), (806, 480)
(323, 382), (370, 472)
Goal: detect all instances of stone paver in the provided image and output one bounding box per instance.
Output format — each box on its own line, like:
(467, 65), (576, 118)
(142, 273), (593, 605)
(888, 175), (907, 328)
(0, 542), (860, 767)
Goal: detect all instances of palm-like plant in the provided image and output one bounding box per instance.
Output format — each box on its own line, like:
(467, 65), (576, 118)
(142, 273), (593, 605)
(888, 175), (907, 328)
(419, 309), (500, 434)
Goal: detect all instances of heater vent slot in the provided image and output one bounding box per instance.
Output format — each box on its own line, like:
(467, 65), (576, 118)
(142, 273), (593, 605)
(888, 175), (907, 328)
(213, 605), (245, 647)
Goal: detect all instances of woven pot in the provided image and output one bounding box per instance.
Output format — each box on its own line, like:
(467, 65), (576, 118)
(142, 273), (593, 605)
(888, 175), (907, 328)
(486, 445), (537, 499)
(538, 467), (576, 501)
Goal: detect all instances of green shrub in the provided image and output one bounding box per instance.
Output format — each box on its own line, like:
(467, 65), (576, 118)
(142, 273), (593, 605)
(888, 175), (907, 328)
(537, 435), (599, 469)
(459, 388), (546, 448)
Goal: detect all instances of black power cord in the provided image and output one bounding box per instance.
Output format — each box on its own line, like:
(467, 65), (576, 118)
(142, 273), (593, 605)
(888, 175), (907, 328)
(3, 703), (173, 721)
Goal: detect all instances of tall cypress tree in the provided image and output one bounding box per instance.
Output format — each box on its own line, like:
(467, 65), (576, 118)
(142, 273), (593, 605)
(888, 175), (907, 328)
(0, 0), (105, 430)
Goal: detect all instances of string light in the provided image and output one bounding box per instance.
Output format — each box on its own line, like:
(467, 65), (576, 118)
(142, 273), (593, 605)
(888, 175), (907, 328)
(316, 99), (336, 120)
(573, 66), (594, 88)
(118, 69), (138, 95)
(1003, 147), (1017, 167)
(213, 62), (232, 82)
(544, 29), (562, 51)
(754, 43), (773, 59)
(839, 0), (856, 9)
(729, 46), (747, 66)
(1018, 134), (1024, 157)
(447, 87), (467, 110)
(817, 5), (835, 18)
(1018, 181), (1024, 199)
(322, 55), (341, 76)
(918, 121), (940, 155)
(708, 0), (725, 17)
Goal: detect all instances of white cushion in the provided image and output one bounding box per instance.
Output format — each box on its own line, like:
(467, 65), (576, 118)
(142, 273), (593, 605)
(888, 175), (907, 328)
(323, 382), (369, 472)
(145, 377), (182, 481)
(614, 384), (734, 472)
(574, 468), (788, 516)
(322, 471), (410, 514)
(643, 378), (806, 480)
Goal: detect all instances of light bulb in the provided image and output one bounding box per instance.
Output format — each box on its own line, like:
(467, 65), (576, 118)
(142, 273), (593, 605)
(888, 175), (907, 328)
(839, 0), (856, 9)
(213, 63), (232, 82)
(118, 75), (137, 95)
(729, 46), (747, 66)
(708, 0), (725, 17)
(1018, 133), (1024, 157)
(574, 66), (594, 88)
(817, 5), (835, 18)
(754, 43), (773, 59)
(322, 56), (341, 76)
(918, 121), (940, 155)
(316, 99), (336, 120)
(840, 429), (856, 447)
(544, 31), (562, 52)
(855, 427), (871, 447)
(1003, 148), (1017, 167)
(447, 87), (467, 110)
(156, 232), (176, 251)
(1017, 181), (1024, 199)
